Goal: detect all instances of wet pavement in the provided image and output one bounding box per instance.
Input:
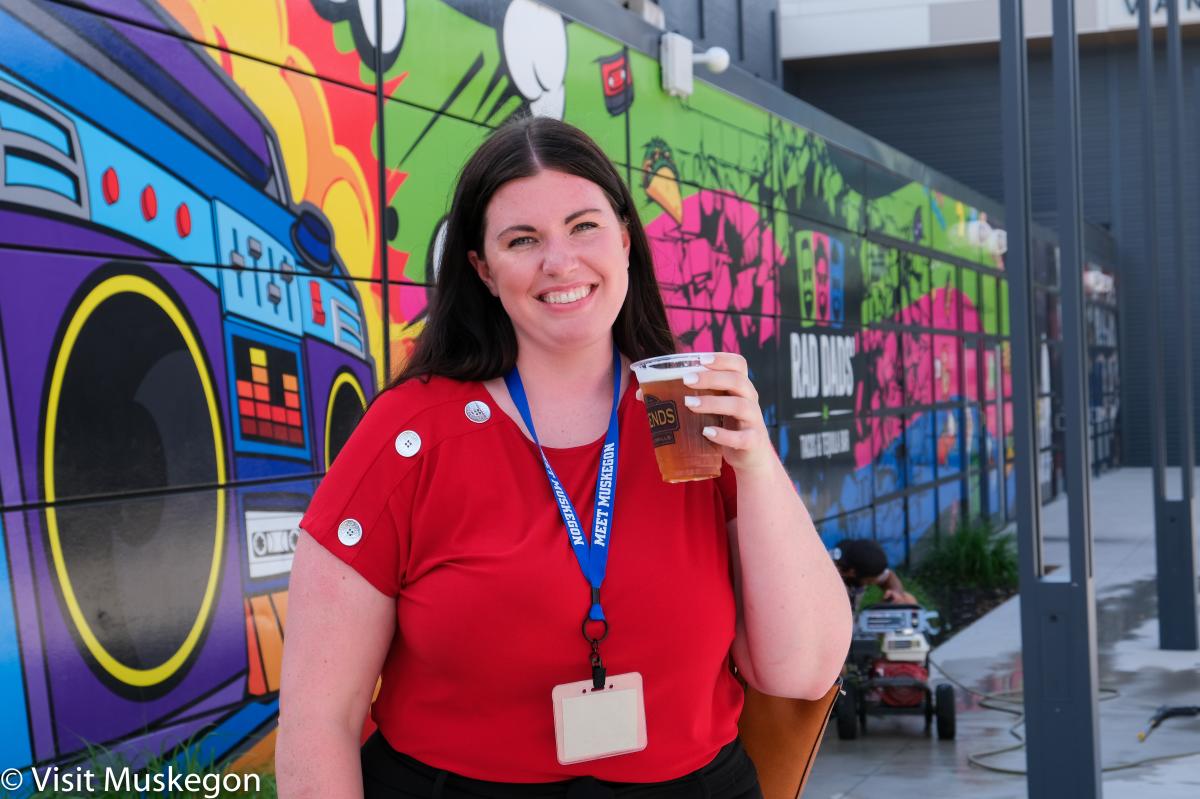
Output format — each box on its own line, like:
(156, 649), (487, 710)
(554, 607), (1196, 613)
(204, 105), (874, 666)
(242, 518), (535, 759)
(803, 468), (1200, 798)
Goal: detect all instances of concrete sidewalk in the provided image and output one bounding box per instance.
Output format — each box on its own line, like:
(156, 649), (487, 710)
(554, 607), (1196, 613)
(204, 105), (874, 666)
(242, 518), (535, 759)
(803, 468), (1200, 798)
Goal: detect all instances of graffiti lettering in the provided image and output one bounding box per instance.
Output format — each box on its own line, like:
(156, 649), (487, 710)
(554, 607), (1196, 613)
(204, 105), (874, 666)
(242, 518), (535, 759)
(821, 335), (856, 398)
(790, 332), (855, 400)
(791, 332), (820, 399)
(798, 430), (851, 460)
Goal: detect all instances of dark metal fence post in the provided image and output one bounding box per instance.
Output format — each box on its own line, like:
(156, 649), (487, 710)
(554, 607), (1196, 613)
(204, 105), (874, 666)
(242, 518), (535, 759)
(1155, 0), (1200, 651)
(1000, 1), (1102, 794)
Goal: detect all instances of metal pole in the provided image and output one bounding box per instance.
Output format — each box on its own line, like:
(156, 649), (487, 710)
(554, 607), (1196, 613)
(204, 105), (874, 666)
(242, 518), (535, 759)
(1055, 0), (1095, 589)
(1140, 0), (1167, 499)
(1048, 0), (1104, 785)
(1171, 4), (1195, 506)
(1151, 0), (1200, 650)
(376, 0), (390, 385)
(1001, 1), (1102, 794)
(999, 0), (1042, 587)
(1166, 0), (1200, 649)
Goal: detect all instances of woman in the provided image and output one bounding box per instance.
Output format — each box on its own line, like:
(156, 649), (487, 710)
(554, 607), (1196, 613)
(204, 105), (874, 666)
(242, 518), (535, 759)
(277, 117), (851, 798)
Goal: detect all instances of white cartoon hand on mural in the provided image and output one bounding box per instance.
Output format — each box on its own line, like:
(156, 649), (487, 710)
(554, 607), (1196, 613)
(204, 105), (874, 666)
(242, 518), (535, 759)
(502, 0), (567, 119)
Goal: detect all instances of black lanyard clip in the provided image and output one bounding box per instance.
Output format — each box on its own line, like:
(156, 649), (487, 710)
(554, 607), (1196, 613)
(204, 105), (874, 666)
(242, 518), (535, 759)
(582, 615), (609, 691)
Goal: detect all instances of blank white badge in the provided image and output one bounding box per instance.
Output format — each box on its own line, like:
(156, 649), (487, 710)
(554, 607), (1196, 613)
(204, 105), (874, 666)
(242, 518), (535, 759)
(551, 671), (647, 765)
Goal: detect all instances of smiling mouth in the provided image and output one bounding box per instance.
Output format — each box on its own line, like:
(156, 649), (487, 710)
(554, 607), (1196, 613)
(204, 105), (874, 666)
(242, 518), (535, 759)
(538, 284), (596, 305)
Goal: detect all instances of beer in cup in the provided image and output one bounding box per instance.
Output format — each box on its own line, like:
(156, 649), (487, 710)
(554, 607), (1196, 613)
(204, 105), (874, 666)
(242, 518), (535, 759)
(630, 353), (724, 483)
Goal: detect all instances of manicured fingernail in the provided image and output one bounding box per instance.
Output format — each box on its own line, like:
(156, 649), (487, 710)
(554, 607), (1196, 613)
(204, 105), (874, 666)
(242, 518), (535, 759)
(683, 373), (699, 385)
(684, 396), (700, 408)
(699, 354), (715, 365)
(703, 426), (718, 437)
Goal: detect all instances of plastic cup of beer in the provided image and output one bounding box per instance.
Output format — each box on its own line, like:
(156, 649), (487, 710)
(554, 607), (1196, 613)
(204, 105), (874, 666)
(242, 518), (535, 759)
(630, 353), (724, 483)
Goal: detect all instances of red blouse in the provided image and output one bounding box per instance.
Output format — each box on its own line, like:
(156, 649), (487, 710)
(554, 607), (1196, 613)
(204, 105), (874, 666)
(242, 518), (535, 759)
(300, 374), (742, 782)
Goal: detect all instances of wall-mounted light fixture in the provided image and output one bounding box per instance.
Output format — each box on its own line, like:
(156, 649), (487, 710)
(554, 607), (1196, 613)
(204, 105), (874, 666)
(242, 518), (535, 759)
(660, 32), (730, 99)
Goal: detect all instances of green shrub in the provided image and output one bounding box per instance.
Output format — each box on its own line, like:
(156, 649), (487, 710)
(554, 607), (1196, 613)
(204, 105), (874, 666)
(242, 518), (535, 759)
(912, 520), (1018, 591)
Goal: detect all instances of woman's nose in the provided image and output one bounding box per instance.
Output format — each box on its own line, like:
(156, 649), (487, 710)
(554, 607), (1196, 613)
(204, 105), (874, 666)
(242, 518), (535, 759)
(540, 237), (577, 275)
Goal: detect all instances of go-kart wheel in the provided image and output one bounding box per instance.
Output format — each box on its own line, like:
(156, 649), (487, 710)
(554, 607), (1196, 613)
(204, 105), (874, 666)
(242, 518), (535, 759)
(836, 684), (859, 740)
(935, 683), (957, 740)
(924, 688), (935, 734)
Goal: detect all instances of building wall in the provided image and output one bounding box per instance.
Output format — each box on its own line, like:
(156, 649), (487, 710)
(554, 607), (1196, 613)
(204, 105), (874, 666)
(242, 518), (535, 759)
(0, 0), (1020, 779)
(779, 0), (1200, 60)
(658, 0), (781, 83)
(787, 43), (1180, 468)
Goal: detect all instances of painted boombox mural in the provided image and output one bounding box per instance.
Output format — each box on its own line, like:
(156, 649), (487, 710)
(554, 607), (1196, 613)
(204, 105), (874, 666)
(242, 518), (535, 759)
(0, 0), (373, 772)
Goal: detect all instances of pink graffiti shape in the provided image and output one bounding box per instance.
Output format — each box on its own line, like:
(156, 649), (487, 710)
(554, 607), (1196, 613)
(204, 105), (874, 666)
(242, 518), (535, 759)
(645, 190), (780, 355)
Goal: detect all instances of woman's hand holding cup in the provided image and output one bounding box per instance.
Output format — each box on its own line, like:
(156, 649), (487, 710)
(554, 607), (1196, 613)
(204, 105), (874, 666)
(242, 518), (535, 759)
(632, 352), (773, 481)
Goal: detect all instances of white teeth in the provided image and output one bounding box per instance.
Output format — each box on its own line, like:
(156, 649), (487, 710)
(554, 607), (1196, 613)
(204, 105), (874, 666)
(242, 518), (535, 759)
(539, 285), (594, 304)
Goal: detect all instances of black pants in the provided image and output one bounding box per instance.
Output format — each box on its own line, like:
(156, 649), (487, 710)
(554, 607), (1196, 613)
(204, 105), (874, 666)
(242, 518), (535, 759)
(361, 733), (763, 799)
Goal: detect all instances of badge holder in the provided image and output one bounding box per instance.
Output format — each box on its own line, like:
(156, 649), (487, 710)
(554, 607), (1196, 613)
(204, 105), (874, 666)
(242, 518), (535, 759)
(552, 671), (647, 765)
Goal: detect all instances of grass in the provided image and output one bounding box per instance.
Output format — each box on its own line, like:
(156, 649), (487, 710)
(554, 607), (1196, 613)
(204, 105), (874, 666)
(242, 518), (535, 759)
(7, 739), (277, 799)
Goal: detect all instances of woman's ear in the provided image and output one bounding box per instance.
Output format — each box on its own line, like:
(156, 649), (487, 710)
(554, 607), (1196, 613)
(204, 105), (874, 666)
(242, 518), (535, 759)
(621, 222), (631, 263)
(468, 250), (499, 296)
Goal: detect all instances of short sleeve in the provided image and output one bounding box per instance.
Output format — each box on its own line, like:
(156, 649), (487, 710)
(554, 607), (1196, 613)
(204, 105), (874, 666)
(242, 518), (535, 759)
(300, 399), (418, 597)
(716, 460), (737, 522)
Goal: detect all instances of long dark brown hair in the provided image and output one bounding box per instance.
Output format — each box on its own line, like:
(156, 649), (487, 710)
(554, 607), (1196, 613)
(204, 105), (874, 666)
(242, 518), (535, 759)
(389, 116), (675, 387)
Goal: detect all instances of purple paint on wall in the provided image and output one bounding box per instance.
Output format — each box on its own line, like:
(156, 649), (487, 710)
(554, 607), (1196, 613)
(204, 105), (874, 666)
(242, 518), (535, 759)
(105, 715), (214, 769)
(304, 335), (377, 469)
(156, 674), (248, 727)
(104, 14), (273, 166)
(0, 313), (25, 507)
(0, 210), (159, 256)
(1, 510), (56, 763)
(74, 0), (168, 30)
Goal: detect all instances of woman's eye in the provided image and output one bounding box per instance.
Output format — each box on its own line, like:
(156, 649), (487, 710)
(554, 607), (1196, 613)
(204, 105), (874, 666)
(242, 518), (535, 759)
(573, 221), (598, 233)
(507, 236), (536, 248)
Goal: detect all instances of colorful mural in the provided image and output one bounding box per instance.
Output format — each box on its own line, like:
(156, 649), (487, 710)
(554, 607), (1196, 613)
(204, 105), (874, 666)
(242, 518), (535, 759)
(0, 0), (1111, 786)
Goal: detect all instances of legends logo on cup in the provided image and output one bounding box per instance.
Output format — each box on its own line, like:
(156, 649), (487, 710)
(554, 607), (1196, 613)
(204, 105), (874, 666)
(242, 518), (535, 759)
(644, 394), (680, 446)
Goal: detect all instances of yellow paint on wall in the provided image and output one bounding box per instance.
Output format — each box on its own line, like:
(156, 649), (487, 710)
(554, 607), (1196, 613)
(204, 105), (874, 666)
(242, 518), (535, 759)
(322, 176), (374, 293)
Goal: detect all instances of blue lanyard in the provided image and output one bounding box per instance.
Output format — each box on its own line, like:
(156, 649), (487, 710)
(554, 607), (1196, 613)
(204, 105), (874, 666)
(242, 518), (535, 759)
(504, 347), (622, 633)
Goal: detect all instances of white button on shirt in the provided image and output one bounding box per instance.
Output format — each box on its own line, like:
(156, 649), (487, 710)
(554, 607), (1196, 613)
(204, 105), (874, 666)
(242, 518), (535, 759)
(395, 430), (422, 457)
(337, 518), (363, 547)
(464, 401), (491, 423)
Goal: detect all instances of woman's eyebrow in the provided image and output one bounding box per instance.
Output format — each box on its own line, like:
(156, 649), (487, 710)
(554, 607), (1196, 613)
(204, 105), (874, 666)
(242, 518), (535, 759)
(564, 208), (602, 224)
(495, 223), (536, 240)
(495, 209), (603, 240)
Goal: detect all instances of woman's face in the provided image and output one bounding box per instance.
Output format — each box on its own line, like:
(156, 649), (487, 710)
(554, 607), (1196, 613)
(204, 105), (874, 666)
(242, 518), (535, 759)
(469, 169), (631, 359)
